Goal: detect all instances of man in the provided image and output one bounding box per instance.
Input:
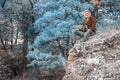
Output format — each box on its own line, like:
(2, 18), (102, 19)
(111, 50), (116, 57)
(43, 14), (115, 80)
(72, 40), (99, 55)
(70, 10), (96, 44)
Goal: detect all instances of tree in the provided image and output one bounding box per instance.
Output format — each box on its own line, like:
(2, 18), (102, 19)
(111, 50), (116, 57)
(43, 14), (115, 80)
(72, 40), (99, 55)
(0, 13), (12, 53)
(0, 0), (35, 77)
(27, 0), (95, 71)
(26, 0), (120, 71)
(0, 0), (6, 8)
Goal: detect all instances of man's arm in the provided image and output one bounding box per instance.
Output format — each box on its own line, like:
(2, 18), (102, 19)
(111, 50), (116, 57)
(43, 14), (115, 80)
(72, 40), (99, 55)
(90, 17), (96, 32)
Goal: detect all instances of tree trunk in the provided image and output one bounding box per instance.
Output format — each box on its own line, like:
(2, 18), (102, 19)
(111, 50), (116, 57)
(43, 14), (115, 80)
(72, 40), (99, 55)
(14, 30), (18, 45)
(21, 36), (28, 73)
(10, 18), (14, 50)
(0, 38), (7, 53)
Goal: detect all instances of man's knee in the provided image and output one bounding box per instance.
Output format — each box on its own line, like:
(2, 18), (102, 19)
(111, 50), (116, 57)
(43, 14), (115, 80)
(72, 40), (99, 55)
(85, 29), (96, 38)
(84, 29), (92, 37)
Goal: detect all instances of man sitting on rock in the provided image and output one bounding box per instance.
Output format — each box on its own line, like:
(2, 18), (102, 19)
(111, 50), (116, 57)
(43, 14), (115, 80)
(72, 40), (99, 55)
(70, 10), (96, 44)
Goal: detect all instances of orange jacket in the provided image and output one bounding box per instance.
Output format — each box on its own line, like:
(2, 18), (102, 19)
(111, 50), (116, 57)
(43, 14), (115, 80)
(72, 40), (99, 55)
(82, 16), (96, 32)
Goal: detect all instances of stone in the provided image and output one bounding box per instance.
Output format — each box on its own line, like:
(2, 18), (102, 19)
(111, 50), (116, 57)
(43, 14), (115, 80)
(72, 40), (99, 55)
(93, 47), (101, 52)
(63, 29), (120, 80)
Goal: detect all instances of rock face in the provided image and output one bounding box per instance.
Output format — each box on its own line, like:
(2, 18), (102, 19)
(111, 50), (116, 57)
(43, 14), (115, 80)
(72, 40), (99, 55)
(63, 29), (120, 80)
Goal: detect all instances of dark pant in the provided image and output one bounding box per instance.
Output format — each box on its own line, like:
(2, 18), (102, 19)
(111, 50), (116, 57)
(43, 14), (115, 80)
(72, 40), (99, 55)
(70, 29), (95, 43)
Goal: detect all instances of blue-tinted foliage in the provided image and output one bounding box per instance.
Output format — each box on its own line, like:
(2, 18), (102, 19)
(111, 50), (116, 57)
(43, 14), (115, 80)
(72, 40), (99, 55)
(27, 0), (120, 70)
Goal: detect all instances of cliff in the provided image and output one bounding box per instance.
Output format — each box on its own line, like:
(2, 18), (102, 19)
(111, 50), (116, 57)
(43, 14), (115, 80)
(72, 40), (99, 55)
(63, 28), (120, 80)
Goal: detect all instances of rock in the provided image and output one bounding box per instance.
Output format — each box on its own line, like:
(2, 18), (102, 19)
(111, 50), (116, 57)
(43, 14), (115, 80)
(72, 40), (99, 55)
(93, 47), (101, 52)
(63, 29), (120, 80)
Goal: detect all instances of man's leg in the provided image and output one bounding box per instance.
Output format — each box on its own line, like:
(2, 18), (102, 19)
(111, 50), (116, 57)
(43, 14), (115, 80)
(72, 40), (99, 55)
(82, 29), (95, 42)
(70, 29), (84, 43)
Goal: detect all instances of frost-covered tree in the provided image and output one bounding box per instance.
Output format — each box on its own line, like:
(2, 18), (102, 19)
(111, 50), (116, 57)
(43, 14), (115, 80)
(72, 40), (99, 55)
(96, 0), (120, 28)
(0, 0), (36, 77)
(0, 13), (12, 52)
(27, 0), (120, 71)
(26, 0), (95, 71)
(0, 0), (6, 8)
(32, 0), (94, 47)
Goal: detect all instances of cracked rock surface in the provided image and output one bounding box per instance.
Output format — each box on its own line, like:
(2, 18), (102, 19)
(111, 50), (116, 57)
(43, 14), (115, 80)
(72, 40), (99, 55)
(63, 28), (120, 80)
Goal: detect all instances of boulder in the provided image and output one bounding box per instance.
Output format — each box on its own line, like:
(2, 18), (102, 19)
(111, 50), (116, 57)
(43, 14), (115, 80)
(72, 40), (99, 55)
(64, 29), (120, 80)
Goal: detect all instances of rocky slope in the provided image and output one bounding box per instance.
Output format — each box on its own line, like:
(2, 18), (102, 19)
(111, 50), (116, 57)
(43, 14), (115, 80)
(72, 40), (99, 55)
(63, 28), (120, 80)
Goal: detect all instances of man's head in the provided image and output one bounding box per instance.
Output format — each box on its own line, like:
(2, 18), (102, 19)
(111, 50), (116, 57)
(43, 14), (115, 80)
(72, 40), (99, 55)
(83, 10), (91, 18)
